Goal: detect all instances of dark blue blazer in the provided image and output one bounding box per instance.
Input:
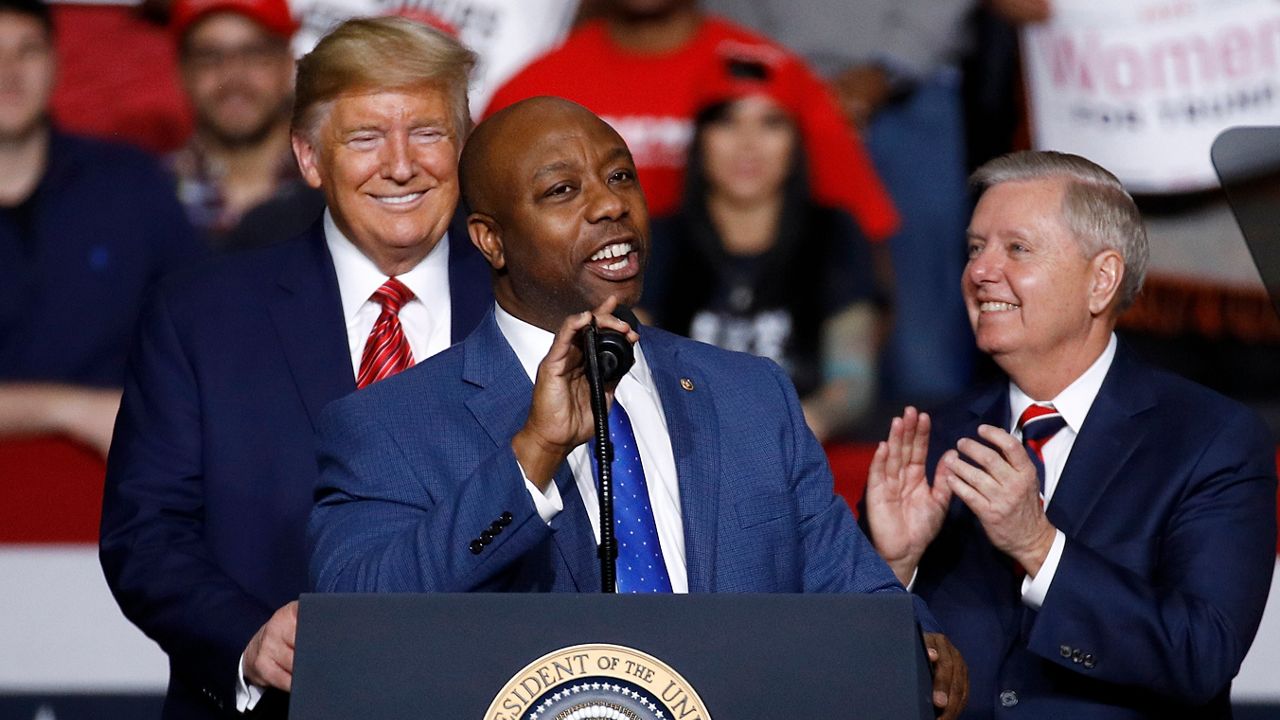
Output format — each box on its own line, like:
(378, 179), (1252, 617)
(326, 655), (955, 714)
(308, 310), (928, 614)
(914, 344), (1277, 719)
(100, 217), (492, 719)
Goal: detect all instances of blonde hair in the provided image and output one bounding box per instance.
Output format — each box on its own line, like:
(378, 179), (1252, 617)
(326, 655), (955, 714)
(292, 17), (475, 142)
(971, 150), (1149, 311)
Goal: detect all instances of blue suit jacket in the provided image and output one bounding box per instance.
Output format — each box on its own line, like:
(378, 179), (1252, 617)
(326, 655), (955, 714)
(309, 310), (921, 607)
(100, 218), (492, 719)
(913, 344), (1277, 719)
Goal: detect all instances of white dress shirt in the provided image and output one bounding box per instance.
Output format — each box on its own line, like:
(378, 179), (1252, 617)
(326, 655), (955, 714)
(494, 304), (689, 593)
(325, 209), (453, 371)
(236, 211), (456, 712)
(1014, 333), (1117, 609)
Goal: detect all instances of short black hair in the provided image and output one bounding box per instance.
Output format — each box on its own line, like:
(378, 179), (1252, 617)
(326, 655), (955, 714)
(0, 0), (53, 36)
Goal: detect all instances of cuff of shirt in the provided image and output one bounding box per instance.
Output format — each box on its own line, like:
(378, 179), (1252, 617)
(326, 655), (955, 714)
(518, 462), (564, 524)
(1020, 529), (1067, 610)
(236, 652), (265, 713)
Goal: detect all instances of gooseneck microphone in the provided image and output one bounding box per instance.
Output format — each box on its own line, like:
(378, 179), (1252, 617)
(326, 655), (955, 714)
(582, 306), (638, 593)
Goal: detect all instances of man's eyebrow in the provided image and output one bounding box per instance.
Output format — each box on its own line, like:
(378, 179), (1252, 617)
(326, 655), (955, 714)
(602, 146), (632, 165)
(532, 160), (574, 182)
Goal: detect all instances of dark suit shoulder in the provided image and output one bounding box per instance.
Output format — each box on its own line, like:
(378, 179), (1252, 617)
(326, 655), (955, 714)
(156, 225), (325, 314)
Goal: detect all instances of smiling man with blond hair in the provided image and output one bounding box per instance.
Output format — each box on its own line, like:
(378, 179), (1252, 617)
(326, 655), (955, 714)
(101, 17), (491, 719)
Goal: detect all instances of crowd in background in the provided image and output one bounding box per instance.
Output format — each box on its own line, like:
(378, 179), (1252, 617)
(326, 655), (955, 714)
(2, 0), (1278, 455)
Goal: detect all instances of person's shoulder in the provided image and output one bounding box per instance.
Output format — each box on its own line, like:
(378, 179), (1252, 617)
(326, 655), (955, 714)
(644, 325), (785, 382)
(51, 129), (170, 181)
(1135, 355), (1268, 433)
(322, 339), (470, 429)
(157, 224), (324, 310)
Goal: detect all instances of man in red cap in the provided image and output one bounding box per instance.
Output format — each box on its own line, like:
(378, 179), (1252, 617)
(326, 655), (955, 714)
(168, 0), (310, 248)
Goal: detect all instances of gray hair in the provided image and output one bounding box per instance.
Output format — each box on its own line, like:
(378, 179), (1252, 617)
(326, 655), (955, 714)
(292, 17), (475, 143)
(971, 150), (1149, 311)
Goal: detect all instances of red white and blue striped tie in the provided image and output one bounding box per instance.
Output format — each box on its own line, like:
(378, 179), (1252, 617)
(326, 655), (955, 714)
(356, 277), (416, 389)
(1017, 403), (1067, 497)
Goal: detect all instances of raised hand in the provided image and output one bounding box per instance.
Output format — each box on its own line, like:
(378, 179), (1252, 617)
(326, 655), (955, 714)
(864, 407), (952, 585)
(512, 296), (637, 489)
(941, 425), (1057, 576)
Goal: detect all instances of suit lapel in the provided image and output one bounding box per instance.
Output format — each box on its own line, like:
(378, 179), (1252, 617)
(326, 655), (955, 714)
(643, 330), (721, 592)
(267, 222), (354, 430)
(461, 313), (600, 591)
(1047, 345), (1156, 536)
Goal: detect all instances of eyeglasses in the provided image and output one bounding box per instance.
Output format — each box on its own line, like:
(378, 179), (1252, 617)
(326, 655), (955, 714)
(183, 41), (289, 71)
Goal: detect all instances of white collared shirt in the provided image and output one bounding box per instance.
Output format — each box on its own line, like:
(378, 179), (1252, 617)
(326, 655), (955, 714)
(1014, 333), (1117, 609)
(494, 304), (689, 593)
(325, 209), (453, 373)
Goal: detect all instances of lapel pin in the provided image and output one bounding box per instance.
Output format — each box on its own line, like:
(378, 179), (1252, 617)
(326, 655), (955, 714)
(680, 378), (695, 391)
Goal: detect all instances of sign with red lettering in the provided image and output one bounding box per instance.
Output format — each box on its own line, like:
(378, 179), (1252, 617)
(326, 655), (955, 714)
(1022, 0), (1280, 193)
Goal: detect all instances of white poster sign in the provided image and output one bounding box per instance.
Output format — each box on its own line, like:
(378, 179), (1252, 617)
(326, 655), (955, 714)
(1023, 0), (1280, 193)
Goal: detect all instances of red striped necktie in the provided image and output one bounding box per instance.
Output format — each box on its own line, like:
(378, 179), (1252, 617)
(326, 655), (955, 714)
(1017, 403), (1067, 496)
(356, 277), (416, 389)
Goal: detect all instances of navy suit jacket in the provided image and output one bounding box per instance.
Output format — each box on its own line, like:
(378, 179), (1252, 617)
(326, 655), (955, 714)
(100, 217), (492, 719)
(309, 310), (924, 611)
(913, 344), (1276, 719)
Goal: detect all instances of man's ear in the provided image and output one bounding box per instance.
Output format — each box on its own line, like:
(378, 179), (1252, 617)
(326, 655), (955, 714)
(291, 133), (324, 189)
(469, 214), (505, 271)
(1088, 249), (1124, 315)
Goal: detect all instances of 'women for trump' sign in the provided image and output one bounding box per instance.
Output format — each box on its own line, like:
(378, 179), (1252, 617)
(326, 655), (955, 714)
(1023, 0), (1280, 193)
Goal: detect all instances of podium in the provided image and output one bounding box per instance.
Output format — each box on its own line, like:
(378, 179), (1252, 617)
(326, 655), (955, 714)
(291, 593), (932, 719)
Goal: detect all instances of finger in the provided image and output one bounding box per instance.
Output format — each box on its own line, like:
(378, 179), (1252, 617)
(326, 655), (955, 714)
(910, 411), (931, 468)
(943, 450), (997, 501)
(944, 457), (987, 511)
(976, 424), (1035, 472)
(868, 440), (889, 486)
(954, 437), (1011, 482)
(884, 416), (905, 481)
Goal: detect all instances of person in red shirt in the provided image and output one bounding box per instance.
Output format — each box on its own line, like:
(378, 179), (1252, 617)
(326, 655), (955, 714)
(484, 0), (899, 243)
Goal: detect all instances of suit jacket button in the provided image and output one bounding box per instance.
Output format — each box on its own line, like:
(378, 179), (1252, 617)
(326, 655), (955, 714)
(469, 539), (484, 554)
(1082, 654), (1096, 669)
(1059, 645), (1072, 658)
(500, 512), (513, 526)
(480, 530), (495, 542)
(999, 690), (1019, 707)
(1071, 649), (1083, 663)
(489, 521), (504, 533)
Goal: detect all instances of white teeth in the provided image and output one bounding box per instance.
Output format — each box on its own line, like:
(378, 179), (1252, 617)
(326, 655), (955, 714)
(980, 301), (1019, 312)
(602, 257), (630, 271)
(590, 242), (633, 261)
(375, 192), (423, 205)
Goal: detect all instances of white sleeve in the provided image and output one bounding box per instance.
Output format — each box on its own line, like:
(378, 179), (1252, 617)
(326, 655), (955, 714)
(1021, 529), (1067, 609)
(236, 652), (265, 712)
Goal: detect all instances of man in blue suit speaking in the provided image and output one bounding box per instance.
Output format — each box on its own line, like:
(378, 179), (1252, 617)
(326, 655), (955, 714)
(864, 151), (1277, 718)
(100, 18), (492, 719)
(308, 96), (968, 717)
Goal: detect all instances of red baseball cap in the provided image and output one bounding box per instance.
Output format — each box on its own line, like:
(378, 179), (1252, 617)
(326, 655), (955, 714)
(694, 40), (809, 121)
(170, 0), (299, 42)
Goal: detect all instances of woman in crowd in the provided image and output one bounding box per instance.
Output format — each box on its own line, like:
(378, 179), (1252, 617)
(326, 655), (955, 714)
(643, 56), (885, 441)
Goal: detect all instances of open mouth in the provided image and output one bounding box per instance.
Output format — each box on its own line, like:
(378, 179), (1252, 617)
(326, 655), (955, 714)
(585, 241), (640, 279)
(979, 301), (1020, 312)
(372, 191), (425, 206)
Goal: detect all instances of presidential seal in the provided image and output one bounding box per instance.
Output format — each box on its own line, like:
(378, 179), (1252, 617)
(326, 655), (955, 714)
(486, 644), (710, 720)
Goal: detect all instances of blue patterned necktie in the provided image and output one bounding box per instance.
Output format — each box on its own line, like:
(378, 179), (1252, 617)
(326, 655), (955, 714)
(1017, 403), (1067, 496)
(593, 401), (672, 593)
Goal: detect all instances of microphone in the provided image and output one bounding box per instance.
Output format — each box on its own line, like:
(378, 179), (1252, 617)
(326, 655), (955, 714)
(580, 305), (638, 593)
(583, 306), (637, 383)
